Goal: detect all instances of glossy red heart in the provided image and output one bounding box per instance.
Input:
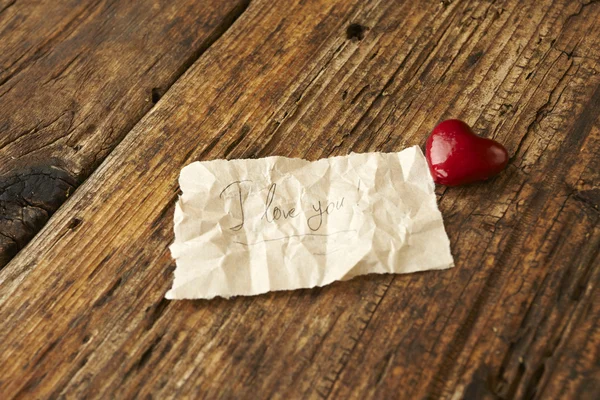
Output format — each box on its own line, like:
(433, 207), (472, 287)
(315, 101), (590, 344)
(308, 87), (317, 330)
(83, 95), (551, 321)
(425, 119), (508, 186)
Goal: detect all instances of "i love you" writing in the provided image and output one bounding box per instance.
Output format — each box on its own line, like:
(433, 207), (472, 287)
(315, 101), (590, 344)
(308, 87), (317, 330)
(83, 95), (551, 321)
(219, 180), (346, 232)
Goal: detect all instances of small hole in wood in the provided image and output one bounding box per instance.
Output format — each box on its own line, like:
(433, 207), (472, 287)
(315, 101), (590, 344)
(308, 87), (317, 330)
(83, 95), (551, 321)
(346, 23), (366, 41)
(151, 88), (162, 104)
(467, 51), (483, 67)
(67, 218), (82, 230)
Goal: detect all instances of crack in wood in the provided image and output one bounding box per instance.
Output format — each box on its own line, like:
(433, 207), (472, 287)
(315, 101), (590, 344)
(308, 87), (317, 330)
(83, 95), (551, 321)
(0, 0), (253, 269)
(317, 278), (394, 399)
(0, 0), (16, 16)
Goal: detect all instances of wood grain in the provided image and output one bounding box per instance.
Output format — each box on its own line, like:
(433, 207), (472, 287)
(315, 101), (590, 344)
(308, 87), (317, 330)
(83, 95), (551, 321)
(1, 0), (599, 398)
(0, 0), (250, 268)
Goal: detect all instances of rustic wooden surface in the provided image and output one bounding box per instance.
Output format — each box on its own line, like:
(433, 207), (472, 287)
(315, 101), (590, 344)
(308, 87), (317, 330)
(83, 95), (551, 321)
(1, 0), (599, 398)
(0, 0), (250, 267)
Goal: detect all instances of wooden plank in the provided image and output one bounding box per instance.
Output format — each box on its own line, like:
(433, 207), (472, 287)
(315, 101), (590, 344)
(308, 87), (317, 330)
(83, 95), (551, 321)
(1, 0), (599, 398)
(0, 0), (250, 268)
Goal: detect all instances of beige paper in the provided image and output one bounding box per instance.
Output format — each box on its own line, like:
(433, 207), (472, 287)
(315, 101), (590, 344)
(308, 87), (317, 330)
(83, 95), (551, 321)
(166, 146), (453, 300)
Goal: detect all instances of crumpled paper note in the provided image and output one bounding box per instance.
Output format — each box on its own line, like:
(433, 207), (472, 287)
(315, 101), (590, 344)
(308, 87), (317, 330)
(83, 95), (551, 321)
(166, 145), (453, 299)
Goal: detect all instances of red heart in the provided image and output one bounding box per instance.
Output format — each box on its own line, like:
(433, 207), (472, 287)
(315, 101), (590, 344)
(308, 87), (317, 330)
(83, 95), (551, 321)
(425, 119), (509, 186)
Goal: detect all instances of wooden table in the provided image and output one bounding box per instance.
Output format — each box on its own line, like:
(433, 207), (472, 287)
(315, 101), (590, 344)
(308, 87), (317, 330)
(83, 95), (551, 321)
(1, 0), (599, 398)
